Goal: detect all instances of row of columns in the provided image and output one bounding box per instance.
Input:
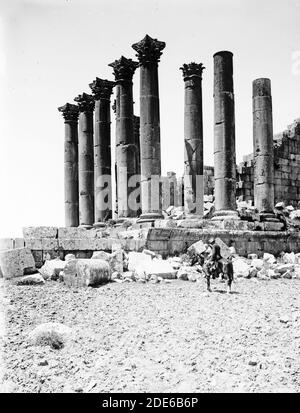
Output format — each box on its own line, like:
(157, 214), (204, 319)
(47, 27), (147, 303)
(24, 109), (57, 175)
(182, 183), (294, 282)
(59, 36), (277, 228)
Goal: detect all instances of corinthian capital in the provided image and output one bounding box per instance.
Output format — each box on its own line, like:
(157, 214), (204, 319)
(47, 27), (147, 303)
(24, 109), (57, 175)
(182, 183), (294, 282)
(58, 103), (79, 121)
(132, 34), (166, 66)
(89, 78), (115, 100)
(74, 93), (95, 112)
(180, 62), (205, 80)
(109, 56), (139, 83)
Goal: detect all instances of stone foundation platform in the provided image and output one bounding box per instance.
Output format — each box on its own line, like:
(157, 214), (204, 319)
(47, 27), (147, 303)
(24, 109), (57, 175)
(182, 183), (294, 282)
(0, 221), (298, 270)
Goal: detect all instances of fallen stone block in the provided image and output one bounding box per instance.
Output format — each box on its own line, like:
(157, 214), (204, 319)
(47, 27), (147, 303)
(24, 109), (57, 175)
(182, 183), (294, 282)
(63, 259), (111, 288)
(0, 248), (35, 279)
(215, 238), (231, 259)
(233, 258), (250, 278)
(23, 226), (58, 239)
(91, 251), (111, 261)
(28, 322), (72, 349)
(263, 253), (276, 264)
(187, 240), (207, 256)
(250, 258), (264, 270)
(64, 253), (76, 261)
(39, 259), (66, 280)
(16, 273), (45, 286)
(282, 252), (296, 264)
(139, 259), (178, 279)
(128, 251), (152, 271)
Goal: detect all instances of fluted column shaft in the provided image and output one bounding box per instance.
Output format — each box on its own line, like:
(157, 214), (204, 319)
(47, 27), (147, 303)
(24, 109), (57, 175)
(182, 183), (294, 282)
(213, 51), (238, 220)
(90, 78), (114, 224)
(109, 57), (139, 218)
(132, 34), (166, 222)
(253, 78), (275, 214)
(58, 103), (79, 227)
(180, 63), (205, 217)
(74, 93), (95, 228)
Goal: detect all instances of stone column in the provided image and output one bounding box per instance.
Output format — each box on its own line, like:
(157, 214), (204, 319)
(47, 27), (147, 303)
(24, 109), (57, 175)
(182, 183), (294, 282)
(89, 78), (114, 226)
(132, 34), (166, 222)
(180, 62), (205, 217)
(109, 56), (139, 218)
(74, 93), (95, 228)
(212, 51), (239, 220)
(253, 78), (275, 218)
(133, 115), (141, 176)
(58, 103), (79, 227)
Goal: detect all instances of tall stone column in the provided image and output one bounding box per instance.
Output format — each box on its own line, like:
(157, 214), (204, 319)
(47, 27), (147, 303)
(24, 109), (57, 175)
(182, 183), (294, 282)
(109, 56), (139, 218)
(132, 34), (166, 222)
(58, 103), (79, 227)
(253, 78), (275, 218)
(133, 115), (141, 176)
(74, 93), (95, 228)
(89, 78), (114, 226)
(180, 62), (205, 217)
(212, 51), (239, 220)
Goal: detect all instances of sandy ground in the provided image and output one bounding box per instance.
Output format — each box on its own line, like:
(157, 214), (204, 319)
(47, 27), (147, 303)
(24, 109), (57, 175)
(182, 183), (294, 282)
(1, 277), (300, 393)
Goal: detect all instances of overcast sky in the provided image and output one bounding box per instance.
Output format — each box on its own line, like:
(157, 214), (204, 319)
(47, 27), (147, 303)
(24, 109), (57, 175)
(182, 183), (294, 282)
(0, 0), (300, 237)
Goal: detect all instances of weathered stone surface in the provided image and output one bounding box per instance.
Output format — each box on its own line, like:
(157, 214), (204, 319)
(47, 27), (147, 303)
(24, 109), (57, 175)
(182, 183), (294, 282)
(233, 258), (250, 278)
(187, 240), (206, 256)
(89, 78), (114, 224)
(58, 102), (79, 227)
(23, 227), (58, 239)
(0, 238), (14, 250)
(128, 251), (152, 271)
(39, 259), (66, 280)
(28, 322), (72, 349)
(212, 51), (237, 219)
(109, 57), (139, 218)
(63, 259), (111, 288)
(132, 35), (165, 221)
(0, 248), (35, 279)
(16, 273), (45, 286)
(74, 93), (95, 227)
(180, 62), (205, 217)
(253, 78), (275, 214)
(91, 251), (111, 261)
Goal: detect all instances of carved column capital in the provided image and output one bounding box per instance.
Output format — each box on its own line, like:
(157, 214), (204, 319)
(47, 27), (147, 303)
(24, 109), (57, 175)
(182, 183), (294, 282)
(58, 103), (79, 121)
(74, 93), (95, 112)
(180, 62), (205, 81)
(109, 56), (138, 83)
(132, 34), (166, 67)
(89, 78), (115, 100)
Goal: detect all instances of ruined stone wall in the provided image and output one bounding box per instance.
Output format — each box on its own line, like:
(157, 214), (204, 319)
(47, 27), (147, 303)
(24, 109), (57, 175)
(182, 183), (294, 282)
(236, 119), (300, 206)
(203, 166), (215, 195)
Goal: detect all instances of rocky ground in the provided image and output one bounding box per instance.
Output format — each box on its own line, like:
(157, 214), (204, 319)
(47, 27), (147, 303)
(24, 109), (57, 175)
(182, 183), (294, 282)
(1, 276), (300, 393)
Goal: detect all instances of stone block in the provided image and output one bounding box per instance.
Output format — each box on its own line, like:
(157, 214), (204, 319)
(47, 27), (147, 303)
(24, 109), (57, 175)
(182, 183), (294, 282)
(23, 226), (58, 239)
(63, 259), (111, 288)
(57, 227), (103, 239)
(0, 248), (35, 279)
(0, 238), (14, 250)
(14, 238), (25, 249)
(42, 250), (60, 262)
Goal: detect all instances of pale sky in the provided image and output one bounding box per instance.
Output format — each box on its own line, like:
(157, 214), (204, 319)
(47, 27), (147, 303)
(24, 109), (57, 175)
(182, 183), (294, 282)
(0, 0), (300, 237)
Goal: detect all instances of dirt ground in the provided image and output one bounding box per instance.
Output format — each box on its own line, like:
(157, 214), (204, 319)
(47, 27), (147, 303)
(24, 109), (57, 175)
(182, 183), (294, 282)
(1, 277), (300, 393)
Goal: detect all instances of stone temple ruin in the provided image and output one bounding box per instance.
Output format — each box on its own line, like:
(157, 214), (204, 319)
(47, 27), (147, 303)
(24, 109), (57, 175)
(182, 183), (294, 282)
(1, 34), (300, 280)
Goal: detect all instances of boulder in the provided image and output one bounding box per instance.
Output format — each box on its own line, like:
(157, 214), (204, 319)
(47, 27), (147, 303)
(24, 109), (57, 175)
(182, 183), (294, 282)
(91, 251), (111, 261)
(128, 252), (152, 271)
(187, 240), (207, 256)
(215, 238), (231, 259)
(28, 322), (72, 349)
(39, 259), (66, 280)
(63, 259), (111, 288)
(65, 254), (76, 261)
(176, 267), (189, 281)
(290, 210), (300, 220)
(233, 258), (250, 278)
(16, 273), (45, 286)
(109, 250), (124, 273)
(142, 249), (156, 258)
(282, 252), (296, 264)
(275, 264), (294, 274)
(0, 248), (35, 279)
(251, 258), (264, 270)
(263, 253), (276, 264)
